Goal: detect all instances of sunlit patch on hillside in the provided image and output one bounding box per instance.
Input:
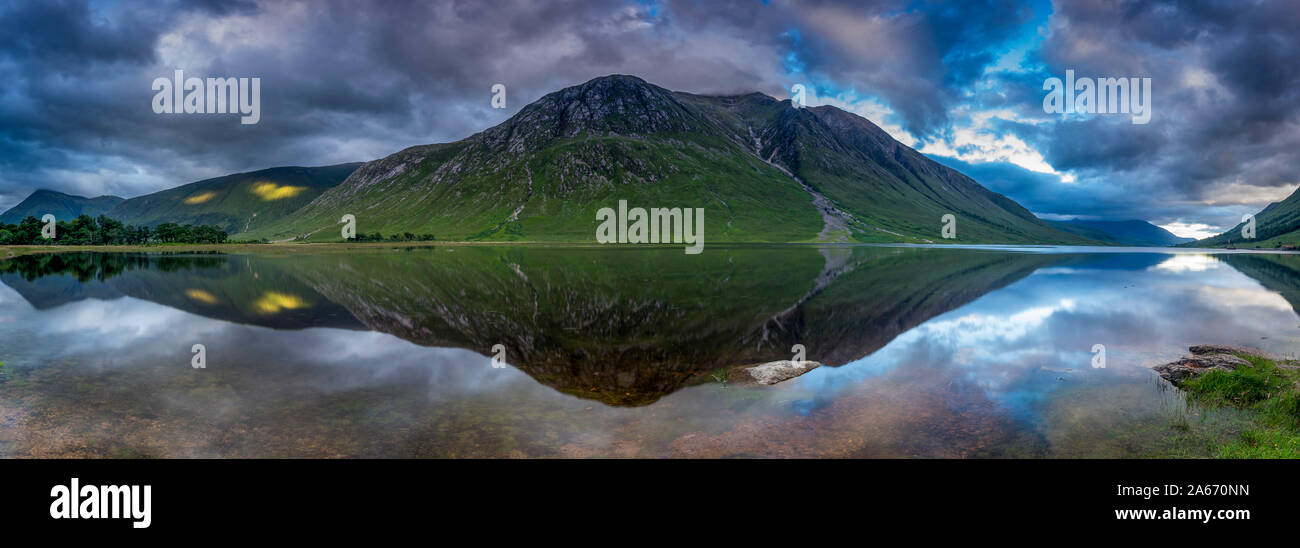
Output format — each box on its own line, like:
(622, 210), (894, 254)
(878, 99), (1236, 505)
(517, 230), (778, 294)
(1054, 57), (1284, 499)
(253, 291), (309, 314)
(184, 289), (219, 304)
(249, 181), (308, 201)
(183, 191), (217, 204)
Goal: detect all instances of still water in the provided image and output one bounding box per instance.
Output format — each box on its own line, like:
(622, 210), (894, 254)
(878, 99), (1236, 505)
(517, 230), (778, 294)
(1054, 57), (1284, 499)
(2, 245), (1298, 457)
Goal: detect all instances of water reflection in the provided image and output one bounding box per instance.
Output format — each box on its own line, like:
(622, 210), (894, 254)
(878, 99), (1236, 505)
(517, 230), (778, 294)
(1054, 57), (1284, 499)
(1, 247), (1298, 457)
(0, 253), (363, 330)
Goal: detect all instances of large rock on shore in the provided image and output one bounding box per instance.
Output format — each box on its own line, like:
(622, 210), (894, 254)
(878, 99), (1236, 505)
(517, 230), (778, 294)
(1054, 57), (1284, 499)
(727, 360), (821, 385)
(1153, 345), (1271, 385)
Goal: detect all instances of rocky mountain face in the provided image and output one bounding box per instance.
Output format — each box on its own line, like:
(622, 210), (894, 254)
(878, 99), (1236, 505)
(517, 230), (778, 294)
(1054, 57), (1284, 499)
(245, 75), (1096, 245)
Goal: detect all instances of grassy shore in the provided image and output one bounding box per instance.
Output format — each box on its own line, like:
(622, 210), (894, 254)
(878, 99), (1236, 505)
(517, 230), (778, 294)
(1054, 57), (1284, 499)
(1180, 352), (1300, 457)
(0, 240), (630, 258)
(0, 240), (965, 259)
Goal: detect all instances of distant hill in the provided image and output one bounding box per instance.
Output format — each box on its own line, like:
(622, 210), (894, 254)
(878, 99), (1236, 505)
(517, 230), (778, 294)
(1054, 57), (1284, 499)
(1047, 219), (1194, 246)
(0, 189), (124, 224)
(1193, 185), (1300, 248)
(105, 164), (361, 235)
(244, 75), (1097, 245)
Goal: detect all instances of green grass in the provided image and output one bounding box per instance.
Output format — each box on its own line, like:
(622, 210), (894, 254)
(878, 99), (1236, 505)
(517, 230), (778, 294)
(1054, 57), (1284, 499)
(1181, 353), (1300, 457)
(1220, 428), (1300, 458)
(106, 164), (359, 235)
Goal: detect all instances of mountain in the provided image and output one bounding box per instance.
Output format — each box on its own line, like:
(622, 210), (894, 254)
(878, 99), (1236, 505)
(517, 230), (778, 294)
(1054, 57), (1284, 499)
(1193, 185), (1300, 247)
(0, 189), (124, 224)
(244, 75), (1097, 245)
(104, 163), (361, 235)
(1047, 219), (1193, 246)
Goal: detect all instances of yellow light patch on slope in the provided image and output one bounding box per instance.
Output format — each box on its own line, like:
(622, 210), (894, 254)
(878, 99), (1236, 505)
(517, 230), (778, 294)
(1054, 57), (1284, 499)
(249, 181), (308, 201)
(183, 191), (218, 204)
(184, 289), (219, 304)
(253, 291), (309, 314)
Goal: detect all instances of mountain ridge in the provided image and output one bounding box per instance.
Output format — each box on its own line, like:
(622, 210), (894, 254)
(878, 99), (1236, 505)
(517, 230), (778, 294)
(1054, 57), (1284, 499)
(104, 163), (361, 234)
(1193, 185), (1300, 247)
(1047, 218), (1193, 246)
(244, 74), (1098, 245)
(0, 189), (125, 224)
(2, 164), (361, 234)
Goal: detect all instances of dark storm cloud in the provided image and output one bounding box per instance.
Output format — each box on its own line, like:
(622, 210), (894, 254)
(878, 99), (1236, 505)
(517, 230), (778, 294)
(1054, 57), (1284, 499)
(0, 0), (768, 204)
(934, 156), (1240, 226)
(780, 0), (1041, 135)
(0, 0), (1296, 239)
(0, 0), (1048, 207)
(0, 0), (157, 66)
(1013, 0), (1300, 229)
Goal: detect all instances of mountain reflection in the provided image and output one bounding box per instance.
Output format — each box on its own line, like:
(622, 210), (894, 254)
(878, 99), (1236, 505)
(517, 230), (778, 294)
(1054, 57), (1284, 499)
(6, 247), (1300, 457)
(8, 248), (1300, 407)
(0, 252), (363, 330)
(2, 247), (1065, 405)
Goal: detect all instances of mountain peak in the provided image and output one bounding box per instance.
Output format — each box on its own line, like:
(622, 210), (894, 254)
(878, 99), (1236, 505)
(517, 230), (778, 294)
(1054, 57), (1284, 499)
(579, 74), (650, 87)
(481, 73), (701, 149)
(27, 188), (125, 201)
(1, 188), (126, 224)
(30, 188), (71, 197)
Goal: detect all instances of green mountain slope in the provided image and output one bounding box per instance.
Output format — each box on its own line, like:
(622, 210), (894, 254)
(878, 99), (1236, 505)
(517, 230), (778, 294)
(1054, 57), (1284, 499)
(1047, 219), (1193, 246)
(1193, 186), (1300, 248)
(104, 163), (361, 235)
(0, 189), (124, 224)
(244, 75), (1097, 245)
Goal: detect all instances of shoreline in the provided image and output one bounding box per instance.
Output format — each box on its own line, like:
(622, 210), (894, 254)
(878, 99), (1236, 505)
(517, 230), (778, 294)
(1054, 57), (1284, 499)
(1155, 345), (1300, 458)
(4, 241), (1300, 259)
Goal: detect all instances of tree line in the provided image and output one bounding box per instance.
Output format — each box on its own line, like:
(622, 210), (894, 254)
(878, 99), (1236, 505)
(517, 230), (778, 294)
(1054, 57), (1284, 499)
(0, 252), (226, 282)
(0, 215), (229, 245)
(350, 232), (436, 242)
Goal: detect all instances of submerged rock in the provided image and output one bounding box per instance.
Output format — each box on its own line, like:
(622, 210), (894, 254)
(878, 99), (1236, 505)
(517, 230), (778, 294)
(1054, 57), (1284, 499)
(727, 360), (821, 386)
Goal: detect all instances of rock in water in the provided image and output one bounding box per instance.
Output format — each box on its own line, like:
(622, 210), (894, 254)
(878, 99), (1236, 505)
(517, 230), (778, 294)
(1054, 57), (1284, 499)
(727, 360), (821, 386)
(1153, 345), (1261, 385)
(1188, 344), (1275, 359)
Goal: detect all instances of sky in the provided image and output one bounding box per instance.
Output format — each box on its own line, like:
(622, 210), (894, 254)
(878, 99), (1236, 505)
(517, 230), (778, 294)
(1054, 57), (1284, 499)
(1, 0), (1297, 239)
